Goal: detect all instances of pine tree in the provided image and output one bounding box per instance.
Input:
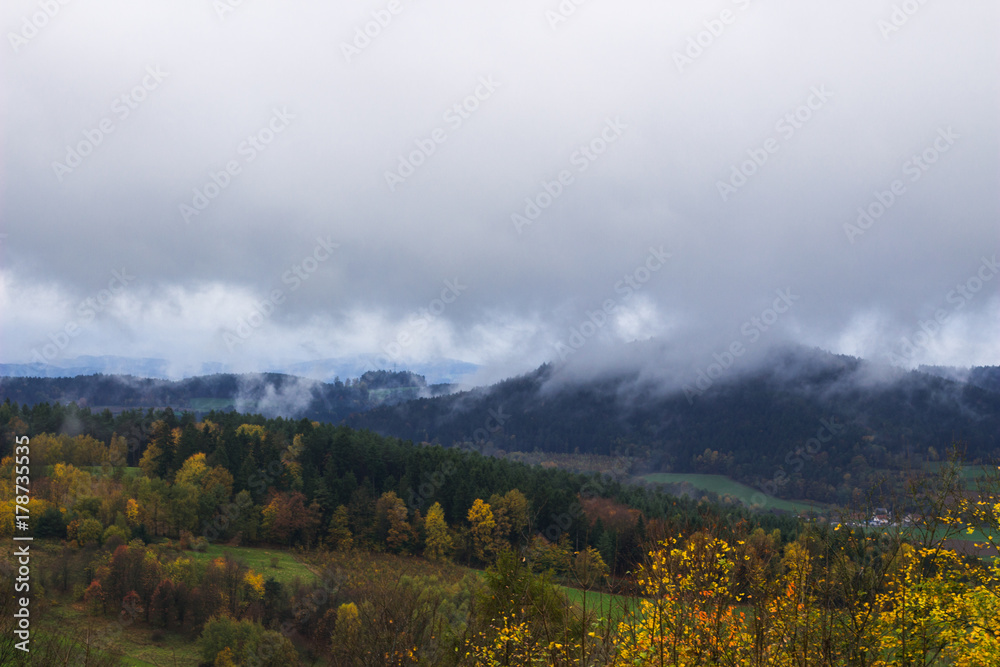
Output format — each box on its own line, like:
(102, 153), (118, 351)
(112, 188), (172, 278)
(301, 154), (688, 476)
(175, 423), (201, 464)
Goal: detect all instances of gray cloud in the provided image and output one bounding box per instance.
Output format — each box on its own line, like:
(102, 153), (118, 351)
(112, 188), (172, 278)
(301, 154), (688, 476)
(1, 0), (997, 383)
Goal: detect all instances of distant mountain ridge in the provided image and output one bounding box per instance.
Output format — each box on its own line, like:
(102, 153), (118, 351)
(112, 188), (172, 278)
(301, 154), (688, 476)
(0, 370), (452, 422)
(0, 354), (479, 385)
(0, 356), (218, 380)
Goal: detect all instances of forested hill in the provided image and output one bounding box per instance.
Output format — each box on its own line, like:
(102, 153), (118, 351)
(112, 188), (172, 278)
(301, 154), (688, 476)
(347, 348), (1000, 504)
(0, 370), (451, 422)
(4, 349), (999, 506)
(919, 364), (1000, 394)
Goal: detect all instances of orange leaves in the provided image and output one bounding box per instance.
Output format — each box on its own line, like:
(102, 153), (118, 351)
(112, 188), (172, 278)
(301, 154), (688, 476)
(617, 533), (748, 665)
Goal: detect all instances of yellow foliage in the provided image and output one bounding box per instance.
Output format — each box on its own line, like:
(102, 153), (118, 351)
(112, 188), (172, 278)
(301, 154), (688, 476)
(0, 498), (53, 538)
(164, 557), (196, 587)
(49, 463), (93, 506)
(336, 601), (360, 632)
(236, 423), (266, 441)
(280, 434), (305, 487)
(424, 502), (452, 561)
(126, 498), (140, 525)
(467, 498), (496, 562)
(617, 534), (746, 666)
(243, 570), (265, 598)
(261, 499), (279, 538)
(331, 601), (362, 656)
(467, 616), (543, 666)
(213, 646), (237, 667)
(175, 452), (209, 487)
(197, 419), (220, 435)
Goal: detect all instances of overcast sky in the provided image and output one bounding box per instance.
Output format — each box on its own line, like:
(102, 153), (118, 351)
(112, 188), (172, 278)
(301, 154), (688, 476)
(1, 0), (997, 383)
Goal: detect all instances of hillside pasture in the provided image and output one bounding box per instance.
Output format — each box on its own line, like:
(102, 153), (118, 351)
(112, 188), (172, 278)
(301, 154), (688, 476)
(639, 473), (826, 515)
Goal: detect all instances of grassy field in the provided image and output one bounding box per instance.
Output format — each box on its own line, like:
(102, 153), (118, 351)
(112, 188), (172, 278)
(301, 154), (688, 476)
(639, 473), (826, 515)
(559, 585), (639, 622)
(33, 544), (318, 666)
(187, 543), (317, 585)
(186, 397), (236, 411)
(923, 462), (998, 486)
(898, 524), (999, 547)
(41, 602), (202, 667)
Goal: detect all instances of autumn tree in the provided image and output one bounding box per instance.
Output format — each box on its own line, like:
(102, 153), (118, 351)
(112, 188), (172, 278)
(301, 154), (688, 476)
(199, 615), (298, 667)
(261, 491), (321, 546)
(77, 517), (104, 547)
(330, 601), (361, 664)
(467, 549), (574, 665)
(138, 420), (177, 478)
(150, 579), (176, 629)
(468, 498), (497, 563)
(214, 647), (238, 667)
(29, 432), (65, 466)
(489, 488), (530, 547)
(375, 491), (412, 553)
(572, 545), (609, 590)
(281, 433), (305, 489)
(327, 505), (353, 551)
(48, 462), (93, 508)
(617, 533), (745, 666)
(102, 542), (162, 623)
(922, 462), (1000, 665)
(105, 433), (129, 469)
(84, 579), (107, 615)
(175, 452), (209, 486)
(424, 502), (452, 561)
(133, 477), (171, 536)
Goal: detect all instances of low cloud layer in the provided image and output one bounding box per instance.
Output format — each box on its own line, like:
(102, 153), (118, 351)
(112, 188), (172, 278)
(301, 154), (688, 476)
(1, 0), (997, 384)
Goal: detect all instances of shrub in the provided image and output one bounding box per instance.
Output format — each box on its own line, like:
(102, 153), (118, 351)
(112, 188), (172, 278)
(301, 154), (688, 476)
(103, 524), (130, 547)
(77, 518), (104, 547)
(36, 505), (67, 539)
